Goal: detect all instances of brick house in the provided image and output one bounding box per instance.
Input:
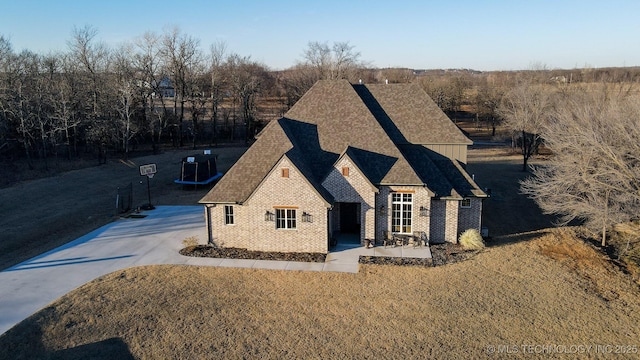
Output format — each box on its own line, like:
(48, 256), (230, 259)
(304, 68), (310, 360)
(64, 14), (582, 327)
(199, 80), (487, 253)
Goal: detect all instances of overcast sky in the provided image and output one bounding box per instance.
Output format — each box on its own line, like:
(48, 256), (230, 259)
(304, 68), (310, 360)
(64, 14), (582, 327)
(1, 0), (639, 71)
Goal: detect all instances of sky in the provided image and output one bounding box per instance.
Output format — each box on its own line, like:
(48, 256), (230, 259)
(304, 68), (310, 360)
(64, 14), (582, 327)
(1, 0), (639, 71)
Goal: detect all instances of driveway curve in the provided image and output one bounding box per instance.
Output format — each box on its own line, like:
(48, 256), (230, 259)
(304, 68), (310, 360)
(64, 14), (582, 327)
(0, 206), (372, 335)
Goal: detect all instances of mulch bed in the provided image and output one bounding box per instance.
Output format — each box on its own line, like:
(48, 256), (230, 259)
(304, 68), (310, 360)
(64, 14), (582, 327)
(180, 245), (327, 262)
(180, 242), (481, 267)
(359, 243), (480, 267)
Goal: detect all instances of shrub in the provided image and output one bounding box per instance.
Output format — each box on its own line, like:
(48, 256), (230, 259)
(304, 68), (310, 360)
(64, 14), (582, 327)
(182, 236), (200, 248)
(459, 229), (485, 250)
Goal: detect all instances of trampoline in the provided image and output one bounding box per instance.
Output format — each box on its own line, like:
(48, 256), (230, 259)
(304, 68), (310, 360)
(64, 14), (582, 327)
(174, 153), (223, 187)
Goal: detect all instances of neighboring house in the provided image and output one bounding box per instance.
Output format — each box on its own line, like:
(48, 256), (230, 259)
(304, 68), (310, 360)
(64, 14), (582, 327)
(200, 80), (487, 253)
(153, 76), (175, 98)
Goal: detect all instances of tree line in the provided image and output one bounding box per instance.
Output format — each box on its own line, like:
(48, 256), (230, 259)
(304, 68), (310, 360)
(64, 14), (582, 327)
(0, 27), (369, 168)
(2, 25), (639, 170)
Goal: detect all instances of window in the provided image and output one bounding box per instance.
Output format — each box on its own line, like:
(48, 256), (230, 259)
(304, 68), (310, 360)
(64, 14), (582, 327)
(460, 198), (471, 208)
(391, 193), (412, 233)
(342, 167), (350, 176)
(276, 208), (296, 229)
(281, 168), (289, 178)
(224, 205), (234, 225)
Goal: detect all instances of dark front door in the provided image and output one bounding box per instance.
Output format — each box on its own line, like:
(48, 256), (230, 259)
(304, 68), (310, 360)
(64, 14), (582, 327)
(340, 202), (360, 234)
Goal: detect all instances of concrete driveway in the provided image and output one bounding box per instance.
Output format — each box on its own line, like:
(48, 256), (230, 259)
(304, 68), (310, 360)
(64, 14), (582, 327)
(0, 206), (358, 335)
(0, 205), (430, 335)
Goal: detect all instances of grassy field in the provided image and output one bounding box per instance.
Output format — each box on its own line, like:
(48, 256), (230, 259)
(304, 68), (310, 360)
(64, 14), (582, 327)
(0, 228), (638, 359)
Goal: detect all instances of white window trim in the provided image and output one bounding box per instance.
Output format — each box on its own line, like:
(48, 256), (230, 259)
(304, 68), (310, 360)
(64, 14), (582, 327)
(460, 198), (472, 208)
(391, 193), (413, 234)
(275, 208), (297, 230)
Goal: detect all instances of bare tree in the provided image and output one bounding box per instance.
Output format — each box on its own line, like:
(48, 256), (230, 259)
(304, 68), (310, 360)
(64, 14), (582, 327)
(277, 41), (366, 107)
(417, 74), (468, 115)
(225, 54), (269, 142)
(498, 81), (554, 171)
(113, 44), (140, 158)
(43, 53), (82, 159)
(0, 35), (14, 152)
(521, 86), (640, 246)
(301, 41), (365, 81)
(331, 41), (361, 80)
(303, 41), (332, 80)
(185, 61), (208, 149)
(208, 40), (227, 145)
(277, 64), (319, 108)
(475, 78), (504, 136)
(133, 31), (164, 153)
(68, 25), (110, 118)
(0, 49), (42, 168)
(161, 27), (202, 147)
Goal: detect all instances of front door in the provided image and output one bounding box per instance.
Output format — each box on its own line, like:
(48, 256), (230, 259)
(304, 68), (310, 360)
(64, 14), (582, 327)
(340, 202), (360, 234)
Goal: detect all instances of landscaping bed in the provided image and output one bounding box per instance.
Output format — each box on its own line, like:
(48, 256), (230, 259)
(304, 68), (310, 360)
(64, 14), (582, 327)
(180, 242), (481, 267)
(360, 242), (481, 267)
(180, 245), (327, 262)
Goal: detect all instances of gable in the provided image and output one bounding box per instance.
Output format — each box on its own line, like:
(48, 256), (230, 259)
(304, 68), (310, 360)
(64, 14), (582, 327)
(246, 156), (332, 208)
(284, 80), (422, 185)
(200, 119), (293, 204)
(323, 149), (379, 195)
(322, 155), (378, 205)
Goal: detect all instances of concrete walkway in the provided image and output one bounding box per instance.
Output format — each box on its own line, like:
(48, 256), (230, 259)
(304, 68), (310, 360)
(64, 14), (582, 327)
(0, 205), (430, 335)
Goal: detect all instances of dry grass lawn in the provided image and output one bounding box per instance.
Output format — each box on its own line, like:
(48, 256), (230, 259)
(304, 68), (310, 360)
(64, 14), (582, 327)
(1, 228), (638, 359)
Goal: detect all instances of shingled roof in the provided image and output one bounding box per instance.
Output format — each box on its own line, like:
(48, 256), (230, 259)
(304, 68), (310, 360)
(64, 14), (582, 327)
(363, 83), (472, 145)
(200, 80), (485, 205)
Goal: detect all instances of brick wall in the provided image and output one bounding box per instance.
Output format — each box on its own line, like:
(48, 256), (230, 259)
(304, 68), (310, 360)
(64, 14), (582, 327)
(204, 154), (482, 251)
(208, 157), (329, 253)
(429, 199), (459, 243)
(322, 156), (376, 244)
(445, 200), (459, 242)
(376, 186), (431, 244)
(457, 198), (483, 233)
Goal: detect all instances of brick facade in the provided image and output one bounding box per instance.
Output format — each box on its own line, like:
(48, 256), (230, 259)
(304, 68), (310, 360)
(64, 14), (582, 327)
(428, 198), (483, 243)
(457, 198), (483, 234)
(429, 199), (459, 243)
(205, 155), (472, 251)
(445, 200), (459, 242)
(207, 157), (329, 253)
(375, 186), (431, 243)
(205, 159), (483, 250)
(322, 156), (376, 245)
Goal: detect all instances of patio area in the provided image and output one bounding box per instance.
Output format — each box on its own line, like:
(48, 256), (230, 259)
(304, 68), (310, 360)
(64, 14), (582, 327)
(328, 233), (432, 265)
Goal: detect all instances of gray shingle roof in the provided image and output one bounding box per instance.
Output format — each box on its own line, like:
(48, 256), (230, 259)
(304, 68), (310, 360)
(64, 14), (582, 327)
(363, 83), (472, 145)
(200, 80), (485, 205)
(199, 119), (293, 204)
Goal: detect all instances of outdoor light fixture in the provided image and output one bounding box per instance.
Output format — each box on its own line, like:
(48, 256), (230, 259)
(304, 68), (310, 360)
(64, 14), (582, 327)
(379, 205), (387, 216)
(419, 206), (429, 217)
(302, 211), (313, 223)
(264, 210), (275, 221)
